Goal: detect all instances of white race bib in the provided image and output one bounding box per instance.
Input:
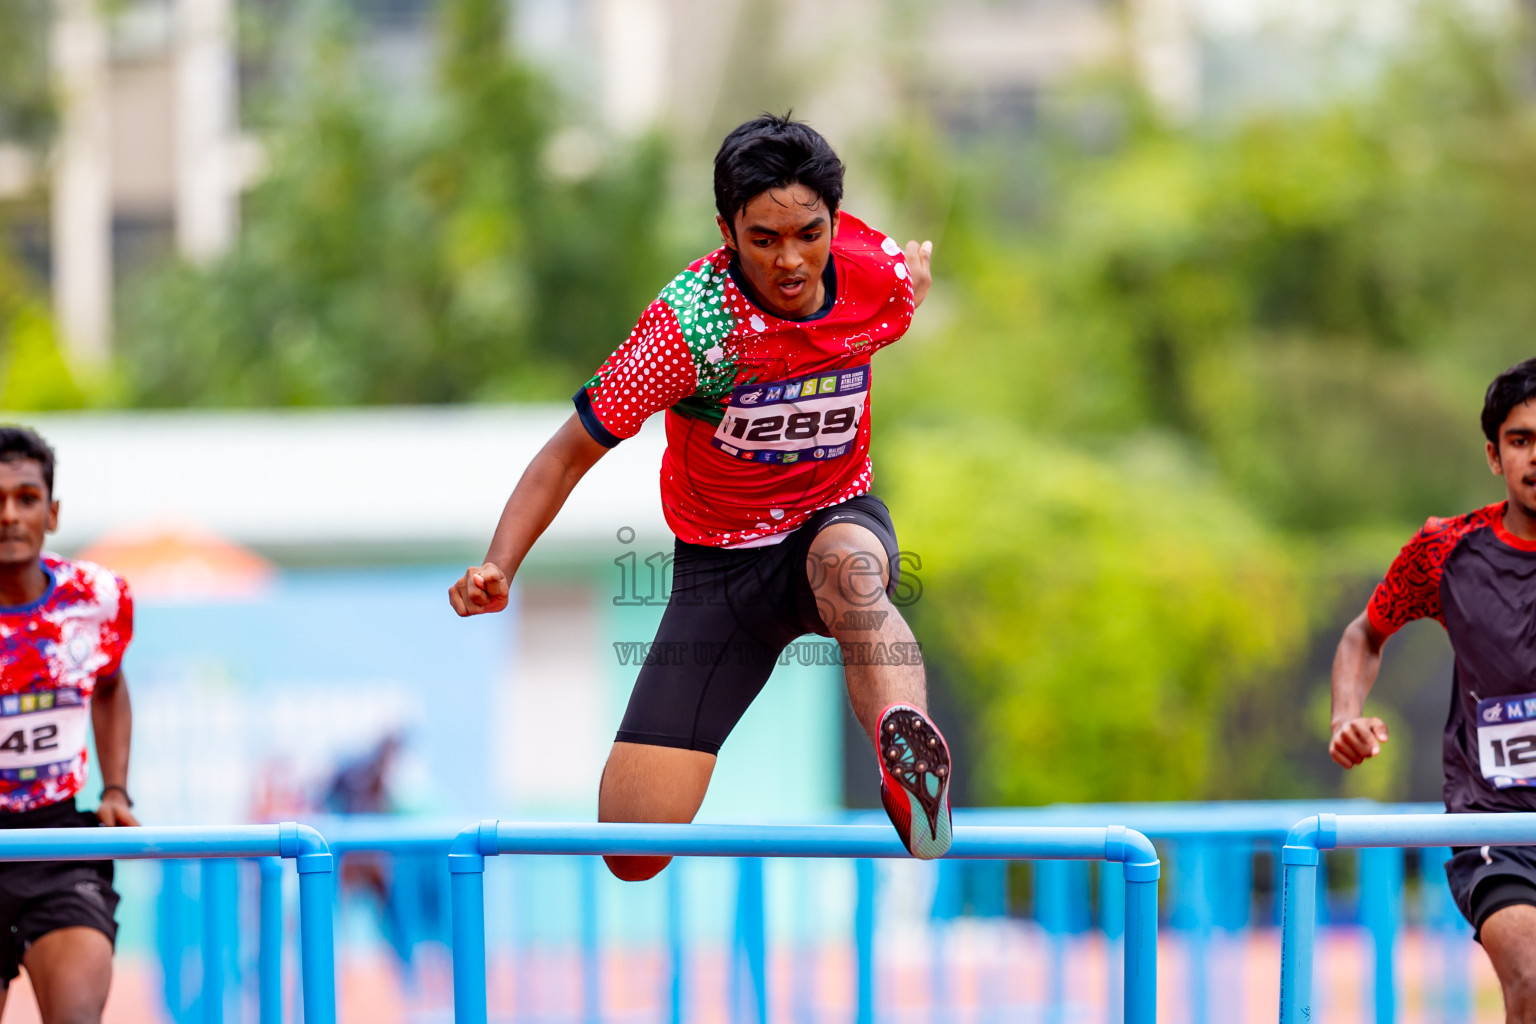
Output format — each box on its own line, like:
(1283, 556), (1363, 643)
(1477, 691), (1536, 788)
(0, 689), (86, 782)
(712, 366), (869, 466)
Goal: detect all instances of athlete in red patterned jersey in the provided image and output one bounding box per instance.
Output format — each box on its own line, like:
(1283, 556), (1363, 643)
(0, 426), (137, 1024)
(1328, 358), (1536, 1021)
(575, 210), (911, 546)
(0, 554), (131, 813)
(452, 115), (954, 872)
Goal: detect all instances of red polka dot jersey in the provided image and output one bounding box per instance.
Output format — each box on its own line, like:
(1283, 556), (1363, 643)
(574, 214), (916, 547)
(0, 556), (133, 812)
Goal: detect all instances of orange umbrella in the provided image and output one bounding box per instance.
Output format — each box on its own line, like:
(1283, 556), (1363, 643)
(76, 524), (276, 601)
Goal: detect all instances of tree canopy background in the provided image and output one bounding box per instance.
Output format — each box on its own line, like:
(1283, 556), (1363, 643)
(873, 12), (1536, 805)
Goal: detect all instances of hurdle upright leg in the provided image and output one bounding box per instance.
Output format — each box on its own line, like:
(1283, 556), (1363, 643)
(855, 858), (875, 1024)
(1122, 860), (1159, 1024)
(1278, 843), (1318, 1024)
(256, 858), (283, 1024)
(450, 852), (489, 1024)
(295, 852), (337, 1024)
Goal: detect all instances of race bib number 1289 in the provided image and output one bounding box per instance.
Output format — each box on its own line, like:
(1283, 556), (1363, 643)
(712, 366), (869, 465)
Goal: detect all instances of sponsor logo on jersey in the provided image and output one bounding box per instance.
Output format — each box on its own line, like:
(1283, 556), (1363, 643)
(1486, 703), (1506, 723)
(782, 453), (799, 464)
(801, 379), (819, 396)
(766, 387), (783, 401)
(720, 443), (739, 456)
(784, 383), (802, 399)
(819, 376), (837, 393)
(739, 390), (764, 405)
(814, 448), (825, 459)
(1511, 702), (1528, 720)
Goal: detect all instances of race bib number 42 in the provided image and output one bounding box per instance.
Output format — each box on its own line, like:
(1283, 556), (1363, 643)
(712, 366), (869, 465)
(1477, 691), (1536, 788)
(0, 688), (86, 782)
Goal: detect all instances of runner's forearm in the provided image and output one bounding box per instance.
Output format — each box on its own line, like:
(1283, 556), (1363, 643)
(484, 416), (607, 577)
(1330, 612), (1384, 730)
(91, 673), (131, 791)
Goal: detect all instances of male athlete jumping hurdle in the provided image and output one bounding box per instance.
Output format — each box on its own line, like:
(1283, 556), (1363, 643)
(451, 114), (953, 878)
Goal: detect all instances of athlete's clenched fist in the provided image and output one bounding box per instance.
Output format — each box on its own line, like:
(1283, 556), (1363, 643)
(1330, 716), (1389, 768)
(449, 562), (510, 616)
(904, 239), (934, 309)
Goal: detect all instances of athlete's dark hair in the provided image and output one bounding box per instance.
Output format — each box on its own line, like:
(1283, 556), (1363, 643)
(713, 113), (845, 230)
(0, 426), (55, 496)
(1482, 358), (1536, 444)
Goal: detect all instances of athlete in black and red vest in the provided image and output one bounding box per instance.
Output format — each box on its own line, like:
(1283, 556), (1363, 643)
(450, 114), (953, 876)
(0, 426), (137, 1024)
(1331, 357), (1536, 1020)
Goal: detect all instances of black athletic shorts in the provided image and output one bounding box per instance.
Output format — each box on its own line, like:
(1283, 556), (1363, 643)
(615, 493), (902, 755)
(0, 798), (120, 984)
(1446, 843), (1536, 941)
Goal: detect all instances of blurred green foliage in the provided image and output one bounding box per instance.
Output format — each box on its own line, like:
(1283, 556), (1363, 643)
(883, 426), (1305, 803)
(0, 0), (54, 148)
(0, 0), (89, 414)
(877, 11), (1536, 803)
(119, 0), (677, 404)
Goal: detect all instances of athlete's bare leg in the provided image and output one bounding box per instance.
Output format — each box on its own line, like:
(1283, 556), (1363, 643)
(22, 926), (112, 1024)
(597, 742), (715, 882)
(1482, 903), (1536, 1023)
(807, 523), (926, 739)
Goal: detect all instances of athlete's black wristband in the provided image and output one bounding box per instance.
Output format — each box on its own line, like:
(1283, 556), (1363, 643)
(100, 784), (133, 808)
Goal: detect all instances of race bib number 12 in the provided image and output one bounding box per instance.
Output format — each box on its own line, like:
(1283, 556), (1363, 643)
(1477, 691), (1536, 788)
(712, 366), (869, 465)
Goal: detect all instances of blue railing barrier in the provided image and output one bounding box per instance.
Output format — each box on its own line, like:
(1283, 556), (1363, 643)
(160, 818), (465, 1024)
(930, 801), (1468, 1024)
(445, 821), (1163, 1024)
(1278, 812), (1536, 1024)
(133, 803), (1490, 1024)
(0, 824), (335, 1024)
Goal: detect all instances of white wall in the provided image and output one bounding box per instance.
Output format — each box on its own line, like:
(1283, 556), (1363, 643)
(24, 406), (672, 552)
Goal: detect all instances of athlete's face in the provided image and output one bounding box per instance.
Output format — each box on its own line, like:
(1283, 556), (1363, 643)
(0, 460), (55, 569)
(718, 184), (839, 320)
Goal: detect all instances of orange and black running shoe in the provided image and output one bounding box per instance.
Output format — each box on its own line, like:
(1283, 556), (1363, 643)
(875, 703), (952, 859)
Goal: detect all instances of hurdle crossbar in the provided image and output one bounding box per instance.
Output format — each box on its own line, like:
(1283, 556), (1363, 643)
(446, 821), (1161, 1024)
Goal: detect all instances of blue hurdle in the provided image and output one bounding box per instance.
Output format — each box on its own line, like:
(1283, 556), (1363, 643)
(446, 821), (1162, 1024)
(0, 824), (336, 1024)
(1279, 812), (1536, 1024)
(947, 800), (1452, 1024)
